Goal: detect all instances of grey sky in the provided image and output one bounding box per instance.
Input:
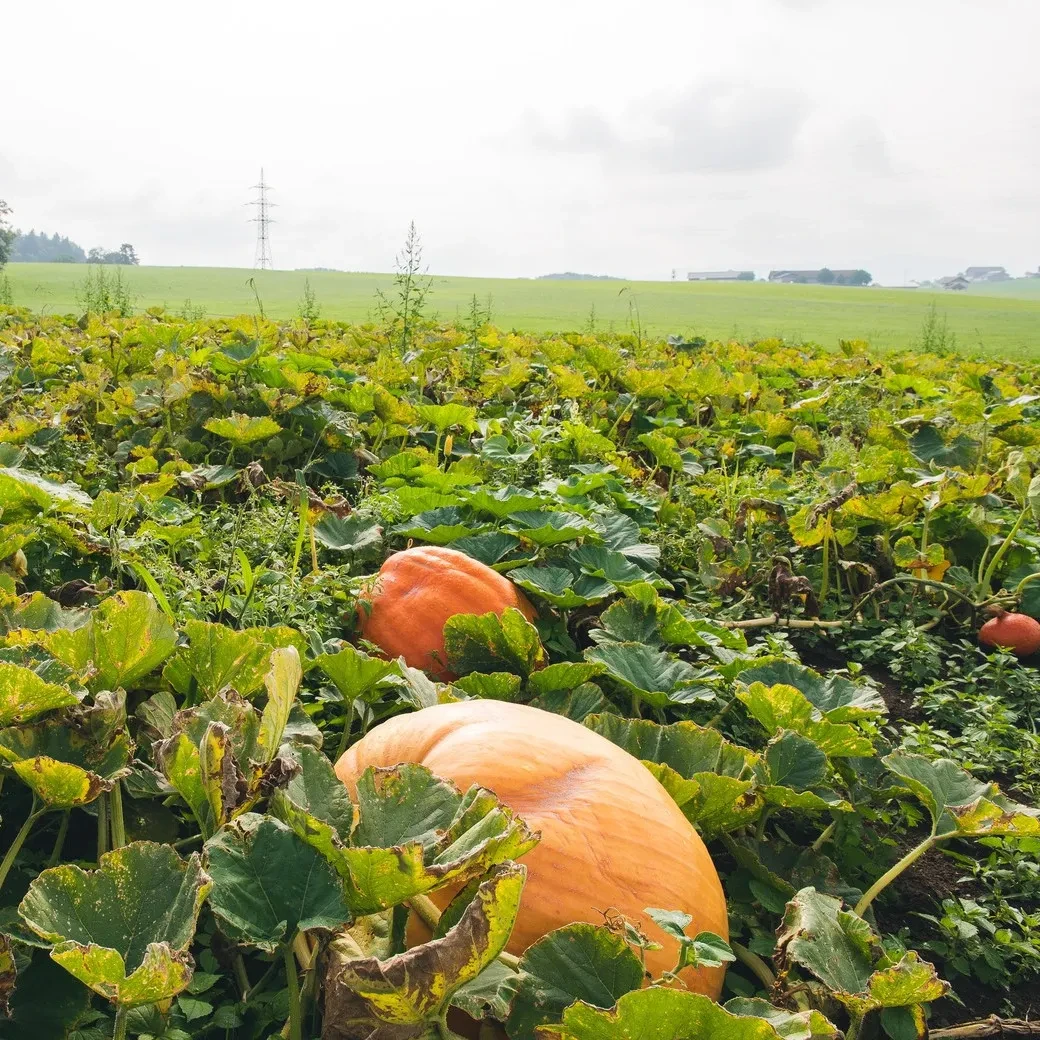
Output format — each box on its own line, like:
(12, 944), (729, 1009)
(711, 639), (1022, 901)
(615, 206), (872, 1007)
(4, 0), (1039, 284)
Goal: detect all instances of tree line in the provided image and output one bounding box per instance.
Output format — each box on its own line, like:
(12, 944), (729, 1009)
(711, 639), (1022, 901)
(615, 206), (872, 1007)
(0, 201), (138, 268)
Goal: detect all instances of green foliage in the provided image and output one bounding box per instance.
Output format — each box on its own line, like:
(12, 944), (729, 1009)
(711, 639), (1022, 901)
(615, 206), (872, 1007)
(0, 307), (1039, 1037)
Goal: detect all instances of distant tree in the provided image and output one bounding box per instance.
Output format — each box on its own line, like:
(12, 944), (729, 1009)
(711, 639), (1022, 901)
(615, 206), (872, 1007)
(817, 268), (836, 284)
(11, 229), (87, 263)
(849, 269), (872, 286)
(737, 271), (755, 281)
(0, 200), (14, 269)
(87, 244), (140, 265)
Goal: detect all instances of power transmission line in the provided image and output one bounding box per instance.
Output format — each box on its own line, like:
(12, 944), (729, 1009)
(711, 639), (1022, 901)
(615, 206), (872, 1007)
(247, 169), (275, 270)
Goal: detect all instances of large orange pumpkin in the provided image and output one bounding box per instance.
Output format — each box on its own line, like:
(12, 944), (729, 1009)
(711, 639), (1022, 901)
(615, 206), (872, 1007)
(357, 546), (537, 680)
(979, 610), (1040, 657)
(335, 700), (729, 998)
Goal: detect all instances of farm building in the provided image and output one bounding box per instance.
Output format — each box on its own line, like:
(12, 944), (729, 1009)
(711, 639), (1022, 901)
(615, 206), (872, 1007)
(687, 270), (755, 281)
(938, 275), (970, 291)
(964, 266), (1009, 282)
(768, 269), (871, 285)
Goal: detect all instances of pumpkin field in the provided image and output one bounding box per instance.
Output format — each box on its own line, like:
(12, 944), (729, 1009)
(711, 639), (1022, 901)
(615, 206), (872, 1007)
(0, 303), (1039, 1040)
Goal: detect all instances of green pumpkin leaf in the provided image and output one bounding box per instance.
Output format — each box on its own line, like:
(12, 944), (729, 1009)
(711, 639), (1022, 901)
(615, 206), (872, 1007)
(776, 888), (947, 1014)
(584, 713), (763, 837)
(505, 510), (599, 547)
(392, 506), (486, 545)
(324, 862), (524, 1036)
(449, 956), (518, 1021)
(453, 671), (524, 701)
(313, 514), (385, 561)
(444, 608), (544, 679)
(415, 402), (478, 434)
(257, 645), (301, 762)
(538, 986), (796, 1040)
(584, 644), (699, 709)
(686, 774), (764, 838)
(738, 683), (874, 757)
(527, 662), (606, 697)
(585, 714), (755, 778)
(909, 426), (978, 469)
(883, 752), (1040, 838)
(316, 644), (402, 705)
(509, 566), (616, 608)
(451, 530), (524, 567)
(275, 759), (537, 916)
(0, 661), (80, 726)
(48, 591), (177, 691)
(4, 951), (93, 1040)
(531, 682), (609, 722)
(205, 813), (350, 951)
(723, 998), (840, 1040)
(764, 731), (830, 791)
(172, 620), (277, 699)
(270, 743), (355, 847)
(18, 842), (211, 1006)
(571, 545), (663, 586)
(0, 466), (93, 521)
(506, 923), (645, 1040)
(0, 716), (132, 807)
(203, 412), (283, 445)
(465, 486), (546, 520)
(736, 660), (885, 722)
(353, 764), (461, 850)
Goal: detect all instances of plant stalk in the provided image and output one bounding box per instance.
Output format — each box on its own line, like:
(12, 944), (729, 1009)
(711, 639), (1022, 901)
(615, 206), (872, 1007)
(112, 1005), (129, 1040)
(0, 802), (40, 890)
(854, 834), (935, 916)
(97, 795), (109, 859)
(849, 576), (979, 619)
(720, 614), (845, 630)
(730, 940), (776, 991)
(980, 506), (1029, 596)
(844, 1010), (865, 1040)
(335, 700), (356, 762)
(284, 940), (303, 1040)
(49, 810), (71, 867)
(110, 782), (127, 849)
(820, 524), (830, 602)
(810, 819), (838, 854)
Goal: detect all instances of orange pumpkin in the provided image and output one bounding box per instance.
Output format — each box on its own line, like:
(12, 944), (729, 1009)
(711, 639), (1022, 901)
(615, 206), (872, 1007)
(357, 546), (537, 680)
(979, 610), (1040, 657)
(335, 700), (729, 998)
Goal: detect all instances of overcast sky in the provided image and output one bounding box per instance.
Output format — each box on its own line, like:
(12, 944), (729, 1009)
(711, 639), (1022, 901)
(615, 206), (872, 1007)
(4, 0), (1039, 284)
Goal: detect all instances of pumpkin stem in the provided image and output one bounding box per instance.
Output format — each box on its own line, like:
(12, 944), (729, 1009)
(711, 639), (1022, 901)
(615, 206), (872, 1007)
(0, 800), (41, 892)
(283, 938), (303, 1040)
(854, 833), (936, 916)
(730, 941), (775, 991)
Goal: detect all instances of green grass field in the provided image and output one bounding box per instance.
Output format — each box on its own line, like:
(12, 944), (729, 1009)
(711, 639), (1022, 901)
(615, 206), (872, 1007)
(6, 263), (1040, 357)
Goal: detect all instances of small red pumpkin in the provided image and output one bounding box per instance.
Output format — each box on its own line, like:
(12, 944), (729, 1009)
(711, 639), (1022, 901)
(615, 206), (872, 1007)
(979, 610), (1040, 657)
(357, 546), (537, 680)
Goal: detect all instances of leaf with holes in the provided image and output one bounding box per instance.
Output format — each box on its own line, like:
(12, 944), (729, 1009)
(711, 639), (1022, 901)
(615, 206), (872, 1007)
(323, 862), (524, 1038)
(18, 842), (210, 1006)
